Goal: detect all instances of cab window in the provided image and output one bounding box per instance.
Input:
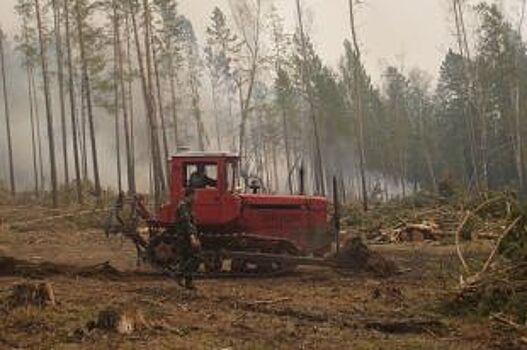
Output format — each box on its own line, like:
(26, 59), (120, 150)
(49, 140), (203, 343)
(226, 161), (239, 191)
(184, 163), (218, 189)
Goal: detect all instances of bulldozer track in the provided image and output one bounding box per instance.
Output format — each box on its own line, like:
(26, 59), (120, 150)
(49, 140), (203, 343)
(144, 232), (303, 278)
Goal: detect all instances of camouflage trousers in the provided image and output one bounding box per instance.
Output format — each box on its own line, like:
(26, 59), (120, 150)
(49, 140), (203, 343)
(179, 249), (199, 288)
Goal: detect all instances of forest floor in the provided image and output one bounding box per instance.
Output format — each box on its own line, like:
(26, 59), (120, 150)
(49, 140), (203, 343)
(0, 200), (522, 349)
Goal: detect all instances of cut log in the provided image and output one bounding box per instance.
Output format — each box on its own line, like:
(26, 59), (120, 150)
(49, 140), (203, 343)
(391, 223), (438, 242)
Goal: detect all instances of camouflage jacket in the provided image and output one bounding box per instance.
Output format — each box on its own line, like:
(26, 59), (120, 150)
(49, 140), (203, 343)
(173, 199), (198, 237)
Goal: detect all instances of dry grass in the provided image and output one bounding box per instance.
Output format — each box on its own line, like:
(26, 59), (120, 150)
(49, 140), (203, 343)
(0, 198), (520, 349)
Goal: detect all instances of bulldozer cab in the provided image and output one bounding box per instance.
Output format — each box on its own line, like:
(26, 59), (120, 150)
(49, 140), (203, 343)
(159, 152), (241, 226)
(174, 152), (239, 193)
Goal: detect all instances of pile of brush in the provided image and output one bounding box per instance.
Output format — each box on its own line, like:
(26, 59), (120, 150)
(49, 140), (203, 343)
(448, 193), (527, 343)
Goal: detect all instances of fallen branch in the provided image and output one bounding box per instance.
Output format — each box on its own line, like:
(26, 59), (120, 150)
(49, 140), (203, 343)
(490, 313), (525, 332)
(245, 297), (292, 306)
(480, 216), (522, 275)
(5, 208), (112, 228)
(455, 210), (472, 274)
(455, 196), (507, 277)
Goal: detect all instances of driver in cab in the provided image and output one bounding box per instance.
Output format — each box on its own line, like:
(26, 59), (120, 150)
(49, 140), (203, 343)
(189, 164), (217, 189)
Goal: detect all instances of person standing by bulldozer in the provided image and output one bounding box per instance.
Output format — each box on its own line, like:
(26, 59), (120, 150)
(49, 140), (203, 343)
(173, 187), (201, 289)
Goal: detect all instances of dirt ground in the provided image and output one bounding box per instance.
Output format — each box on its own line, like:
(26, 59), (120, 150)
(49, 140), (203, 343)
(0, 205), (519, 349)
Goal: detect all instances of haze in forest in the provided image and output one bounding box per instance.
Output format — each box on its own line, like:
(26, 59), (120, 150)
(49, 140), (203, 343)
(0, 0), (452, 82)
(1, 0), (527, 204)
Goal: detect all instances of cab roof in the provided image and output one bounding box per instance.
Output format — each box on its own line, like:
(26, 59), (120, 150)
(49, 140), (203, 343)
(172, 151), (239, 159)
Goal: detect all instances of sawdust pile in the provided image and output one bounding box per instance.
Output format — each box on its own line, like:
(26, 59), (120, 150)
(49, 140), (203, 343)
(334, 237), (398, 277)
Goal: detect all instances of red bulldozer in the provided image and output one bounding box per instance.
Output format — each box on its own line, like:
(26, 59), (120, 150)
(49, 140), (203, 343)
(106, 152), (338, 276)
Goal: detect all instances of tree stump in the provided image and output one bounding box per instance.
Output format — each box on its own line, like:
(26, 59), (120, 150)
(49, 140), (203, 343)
(10, 281), (56, 307)
(95, 306), (147, 335)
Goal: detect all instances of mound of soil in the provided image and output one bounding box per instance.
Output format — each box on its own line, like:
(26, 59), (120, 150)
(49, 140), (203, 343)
(333, 238), (398, 277)
(76, 261), (123, 279)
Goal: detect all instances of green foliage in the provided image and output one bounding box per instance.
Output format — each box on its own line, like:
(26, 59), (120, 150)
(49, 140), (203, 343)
(447, 277), (527, 322)
(437, 174), (462, 199)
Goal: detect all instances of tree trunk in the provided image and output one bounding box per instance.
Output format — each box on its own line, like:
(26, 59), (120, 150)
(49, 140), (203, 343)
(452, 0), (482, 190)
(152, 41), (170, 178)
(64, 0), (83, 204)
(31, 69), (45, 189)
(513, 0), (526, 196)
(234, 1), (261, 172)
(296, 0), (325, 196)
(52, 0), (69, 186)
(130, 0), (164, 210)
(211, 83), (221, 150)
(115, 2), (135, 194)
(26, 65), (39, 196)
(142, 0), (166, 194)
(35, 0), (59, 207)
(272, 142), (279, 192)
(278, 91), (293, 194)
(80, 78), (88, 180)
(190, 71), (206, 151)
(125, 13), (136, 178)
(113, 21), (123, 194)
(75, 0), (101, 197)
(418, 99), (437, 192)
(0, 30), (16, 196)
(168, 54), (179, 151)
(348, 0), (368, 210)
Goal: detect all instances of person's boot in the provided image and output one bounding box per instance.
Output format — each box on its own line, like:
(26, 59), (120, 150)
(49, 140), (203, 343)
(176, 277), (185, 288)
(185, 277), (196, 290)
(173, 272), (185, 288)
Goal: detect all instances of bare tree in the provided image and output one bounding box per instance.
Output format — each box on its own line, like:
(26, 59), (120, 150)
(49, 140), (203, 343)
(0, 29), (15, 196)
(114, 0), (135, 194)
(269, 7), (293, 193)
(348, 0), (368, 210)
(64, 0), (83, 203)
(452, 0), (485, 190)
(113, 7), (123, 194)
(512, 0), (526, 194)
(152, 39), (170, 177)
(229, 0), (262, 167)
(52, 0), (69, 186)
(35, 0), (59, 207)
(125, 12), (136, 184)
(295, 0), (325, 195)
(30, 67), (45, 189)
(75, 0), (102, 197)
(130, 0), (165, 209)
(27, 64), (39, 195)
(16, 2), (40, 196)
